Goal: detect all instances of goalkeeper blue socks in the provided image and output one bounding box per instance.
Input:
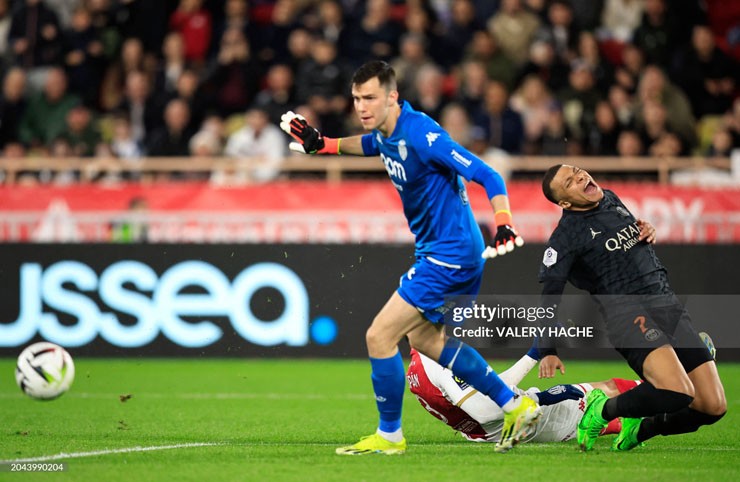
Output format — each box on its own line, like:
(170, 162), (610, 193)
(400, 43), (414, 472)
(438, 338), (516, 407)
(370, 352), (405, 433)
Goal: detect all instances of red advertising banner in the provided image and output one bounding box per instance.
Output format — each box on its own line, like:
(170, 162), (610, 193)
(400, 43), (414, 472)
(1, 181), (739, 243)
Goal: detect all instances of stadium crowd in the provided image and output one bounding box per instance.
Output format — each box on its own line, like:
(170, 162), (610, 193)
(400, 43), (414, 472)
(0, 0), (739, 183)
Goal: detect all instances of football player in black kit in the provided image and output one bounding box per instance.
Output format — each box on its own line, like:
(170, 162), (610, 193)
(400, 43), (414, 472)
(537, 164), (726, 452)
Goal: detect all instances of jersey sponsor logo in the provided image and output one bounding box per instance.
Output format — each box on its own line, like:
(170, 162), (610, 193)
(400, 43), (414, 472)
(604, 223), (640, 252)
(381, 153), (407, 182)
(426, 132), (440, 146)
(590, 227), (602, 239)
(407, 371), (420, 389)
(398, 139), (408, 160)
(543, 247), (558, 267)
(450, 149), (472, 168)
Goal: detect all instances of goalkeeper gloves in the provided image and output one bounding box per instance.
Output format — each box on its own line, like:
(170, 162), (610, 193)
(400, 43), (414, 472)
(532, 384), (584, 406)
(279, 111), (340, 154)
(482, 209), (524, 259)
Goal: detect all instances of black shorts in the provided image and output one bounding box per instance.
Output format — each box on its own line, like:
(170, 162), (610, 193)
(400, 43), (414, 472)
(601, 293), (713, 379)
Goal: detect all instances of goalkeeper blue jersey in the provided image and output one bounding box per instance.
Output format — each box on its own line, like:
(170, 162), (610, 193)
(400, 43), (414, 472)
(361, 101), (492, 268)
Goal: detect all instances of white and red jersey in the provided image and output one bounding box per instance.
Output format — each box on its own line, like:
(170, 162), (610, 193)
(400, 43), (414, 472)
(407, 349), (638, 442)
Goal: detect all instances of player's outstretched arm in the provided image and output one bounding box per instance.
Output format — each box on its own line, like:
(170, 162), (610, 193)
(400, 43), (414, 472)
(481, 194), (524, 259)
(279, 111), (365, 155)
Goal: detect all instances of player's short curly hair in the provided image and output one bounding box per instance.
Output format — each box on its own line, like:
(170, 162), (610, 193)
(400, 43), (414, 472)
(351, 61), (397, 91)
(542, 164), (563, 204)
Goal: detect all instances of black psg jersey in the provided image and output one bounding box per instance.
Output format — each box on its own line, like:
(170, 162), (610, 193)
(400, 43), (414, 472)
(538, 190), (666, 294)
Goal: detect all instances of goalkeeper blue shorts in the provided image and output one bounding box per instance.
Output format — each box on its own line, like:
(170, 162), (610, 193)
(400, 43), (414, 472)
(397, 256), (484, 324)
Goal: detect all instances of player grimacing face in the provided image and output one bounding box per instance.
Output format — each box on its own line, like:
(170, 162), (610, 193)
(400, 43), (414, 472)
(552, 165), (604, 210)
(351, 77), (400, 135)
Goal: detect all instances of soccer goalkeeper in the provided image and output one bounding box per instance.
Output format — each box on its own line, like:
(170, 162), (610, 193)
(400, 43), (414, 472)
(280, 60), (538, 455)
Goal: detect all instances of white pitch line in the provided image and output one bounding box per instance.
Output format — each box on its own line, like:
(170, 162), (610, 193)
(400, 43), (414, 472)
(0, 442), (225, 464)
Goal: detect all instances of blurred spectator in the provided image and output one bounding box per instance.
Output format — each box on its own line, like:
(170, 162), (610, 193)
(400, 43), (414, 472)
(535, 0), (579, 66)
(0, 0), (11, 59)
(617, 129), (644, 156)
(189, 129), (222, 157)
(100, 37), (148, 112)
(556, 60), (602, 141)
(111, 196), (149, 243)
(473, 80), (524, 154)
(632, 0), (677, 68)
(576, 31), (614, 93)
(19, 67), (80, 148)
(608, 84), (636, 129)
(638, 100), (686, 156)
(211, 0), (252, 57)
(59, 104), (102, 157)
(283, 28), (313, 72)
(145, 98), (194, 157)
(599, 0), (644, 42)
(0, 67), (28, 149)
(169, 0), (212, 65)
(439, 102), (476, 149)
(569, 0), (604, 32)
(585, 100), (622, 156)
(441, 0), (484, 69)
(9, 0), (63, 84)
(635, 65), (696, 149)
(391, 33), (435, 102)
(408, 64), (448, 122)
(117, 70), (161, 145)
(253, 63), (297, 126)
(253, 0), (301, 64)
(221, 107), (287, 183)
(204, 27), (260, 117)
(464, 30), (517, 91)
(510, 74), (553, 152)
(154, 32), (186, 98)
(488, 0), (541, 66)
(168, 68), (208, 133)
(516, 39), (569, 93)
(706, 128), (733, 157)
(295, 37), (349, 136)
(454, 59), (489, 116)
(315, 0), (349, 47)
(536, 102), (577, 156)
(63, 6), (105, 107)
(343, 0), (401, 67)
(673, 24), (739, 118)
(614, 43), (645, 95)
(724, 98), (740, 148)
(87, 0), (125, 62)
(46, 0), (83, 30)
(110, 114), (143, 160)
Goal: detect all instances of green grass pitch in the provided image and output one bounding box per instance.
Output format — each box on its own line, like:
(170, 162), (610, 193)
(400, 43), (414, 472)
(1, 358), (738, 482)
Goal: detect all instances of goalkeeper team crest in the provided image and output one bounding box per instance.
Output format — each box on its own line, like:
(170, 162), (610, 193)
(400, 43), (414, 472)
(398, 140), (408, 160)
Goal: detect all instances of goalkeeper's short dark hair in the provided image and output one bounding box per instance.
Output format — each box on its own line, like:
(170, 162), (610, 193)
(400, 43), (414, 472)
(351, 61), (397, 91)
(542, 164), (563, 205)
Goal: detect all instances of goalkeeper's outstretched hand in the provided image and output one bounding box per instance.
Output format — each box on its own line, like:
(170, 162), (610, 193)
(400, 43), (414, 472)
(482, 225), (524, 259)
(280, 111), (338, 154)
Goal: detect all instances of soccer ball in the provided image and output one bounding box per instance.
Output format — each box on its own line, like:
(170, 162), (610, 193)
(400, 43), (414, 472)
(15, 342), (75, 400)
